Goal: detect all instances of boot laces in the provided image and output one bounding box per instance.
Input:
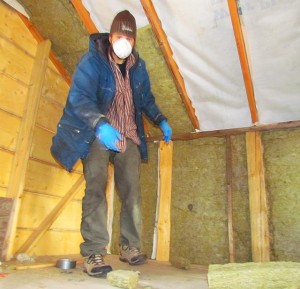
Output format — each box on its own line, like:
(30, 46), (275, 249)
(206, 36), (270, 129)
(88, 254), (104, 265)
(128, 247), (140, 254)
(123, 246), (141, 256)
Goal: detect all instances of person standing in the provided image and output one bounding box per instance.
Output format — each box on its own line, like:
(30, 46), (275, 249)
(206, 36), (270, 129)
(51, 10), (172, 277)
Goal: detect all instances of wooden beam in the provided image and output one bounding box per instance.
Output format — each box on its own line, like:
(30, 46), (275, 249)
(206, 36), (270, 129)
(156, 141), (173, 261)
(246, 132), (270, 262)
(227, 0), (258, 124)
(106, 163), (115, 254)
(15, 175), (85, 254)
(4, 40), (51, 260)
(17, 12), (71, 85)
(146, 120), (300, 142)
(70, 0), (99, 34)
(140, 0), (200, 130)
(226, 136), (235, 262)
(15, 262), (56, 270)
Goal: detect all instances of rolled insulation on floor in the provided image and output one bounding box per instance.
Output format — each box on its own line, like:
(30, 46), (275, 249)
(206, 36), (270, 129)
(107, 270), (140, 289)
(208, 261), (300, 289)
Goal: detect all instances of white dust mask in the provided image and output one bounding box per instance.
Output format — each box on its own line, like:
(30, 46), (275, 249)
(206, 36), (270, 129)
(112, 38), (133, 59)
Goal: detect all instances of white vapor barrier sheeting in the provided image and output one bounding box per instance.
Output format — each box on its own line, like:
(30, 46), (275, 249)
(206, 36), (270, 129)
(82, 0), (300, 131)
(239, 0), (300, 124)
(153, 0), (252, 131)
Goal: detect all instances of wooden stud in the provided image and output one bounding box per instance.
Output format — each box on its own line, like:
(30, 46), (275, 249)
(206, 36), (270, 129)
(227, 0), (258, 124)
(156, 141), (173, 261)
(226, 136), (235, 262)
(106, 163), (115, 254)
(3, 40), (51, 261)
(140, 0), (200, 130)
(246, 131), (270, 262)
(15, 175), (85, 254)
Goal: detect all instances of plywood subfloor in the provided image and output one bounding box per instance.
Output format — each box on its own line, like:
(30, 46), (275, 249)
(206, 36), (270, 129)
(0, 255), (209, 289)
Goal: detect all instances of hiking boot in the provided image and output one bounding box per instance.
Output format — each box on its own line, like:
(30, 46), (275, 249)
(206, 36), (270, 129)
(119, 245), (147, 265)
(83, 254), (112, 277)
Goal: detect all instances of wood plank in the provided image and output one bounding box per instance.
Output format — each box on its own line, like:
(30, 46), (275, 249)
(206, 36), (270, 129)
(4, 40), (51, 261)
(31, 127), (57, 164)
(0, 187), (7, 198)
(0, 110), (20, 151)
(36, 96), (64, 132)
(30, 129), (83, 173)
(156, 141), (173, 261)
(0, 2), (37, 55)
(18, 192), (82, 231)
(226, 136), (235, 262)
(25, 160), (83, 197)
(42, 68), (69, 106)
(0, 73), (27, 116)
(0, 150), (14, 188)
(15, 229), (83, 256)
(140, 0), (200, 130)
(16, 175), (85, 254)
(246, 132), (270, 262)
(0, 37), (34, 84)
(227, 0), (258, 124)
(15, 262), (56, 270)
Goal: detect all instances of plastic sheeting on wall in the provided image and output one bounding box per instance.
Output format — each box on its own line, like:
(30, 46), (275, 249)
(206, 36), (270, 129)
(82, 0), (300, 131)
(239, 0), (300, 125)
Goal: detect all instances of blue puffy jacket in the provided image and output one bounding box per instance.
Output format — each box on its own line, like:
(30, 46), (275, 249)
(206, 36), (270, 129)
(51, 33), (166, 171)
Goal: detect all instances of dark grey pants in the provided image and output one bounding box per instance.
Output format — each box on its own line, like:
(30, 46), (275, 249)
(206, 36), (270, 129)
(80, 139), (142, 257)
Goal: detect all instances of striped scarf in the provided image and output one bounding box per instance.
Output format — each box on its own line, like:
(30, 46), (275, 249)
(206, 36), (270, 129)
(106, 50), (140, 153)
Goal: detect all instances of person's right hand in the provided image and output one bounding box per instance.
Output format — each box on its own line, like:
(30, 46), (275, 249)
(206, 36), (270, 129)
(96, 123), (122, 151)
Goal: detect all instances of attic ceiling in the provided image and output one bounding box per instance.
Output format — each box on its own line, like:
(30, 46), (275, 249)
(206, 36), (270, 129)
(10, 0), (300, 135)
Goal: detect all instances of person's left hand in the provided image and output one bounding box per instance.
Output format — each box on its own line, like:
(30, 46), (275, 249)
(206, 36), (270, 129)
(159, 120), (172, 143)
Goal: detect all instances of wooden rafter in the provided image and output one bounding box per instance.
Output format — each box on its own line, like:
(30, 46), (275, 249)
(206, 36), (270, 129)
(70, 0), (98, 34)
(140, 0), (200, 131)
(227, 0), (258, 124)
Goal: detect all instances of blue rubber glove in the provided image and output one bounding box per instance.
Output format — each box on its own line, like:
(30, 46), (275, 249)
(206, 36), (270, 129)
(96, 123), (122, 151)
(159, 120), (172, 143)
